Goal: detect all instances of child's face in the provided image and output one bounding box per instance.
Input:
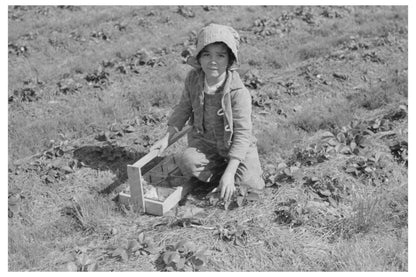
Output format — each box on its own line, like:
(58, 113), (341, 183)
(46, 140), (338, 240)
(199, 43), (230, 82)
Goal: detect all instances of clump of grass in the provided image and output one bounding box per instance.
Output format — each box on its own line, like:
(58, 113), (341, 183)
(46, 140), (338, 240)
(347, 71), (407, 110)
(240, 44), (295, 70)
(8, 97), (120, 161)
(8, 225), (48, 271)
(296, 41), (331, 61)
(256, 122), (307, 161)
(341, 196), (384, 238)
(65, 193), (114, 234)
(329, 232), (408, 271)
(288, 97), (354, 133)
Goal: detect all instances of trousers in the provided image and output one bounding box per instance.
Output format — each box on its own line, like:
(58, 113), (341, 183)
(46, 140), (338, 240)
(176, 133), (265, 190)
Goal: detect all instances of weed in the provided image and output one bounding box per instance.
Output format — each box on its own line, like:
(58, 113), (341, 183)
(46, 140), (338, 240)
(274, 198), (303, 227)
(66, 253), (98, 272)
(330, 196), (384, 239)
(161, 240), (209, 271)
(111, 232), (158, 263)
(289, 97), (353, 133)
(256, 122), (307, 160)
(296, 43), (331, 61)
(347, 73), (407, 110)
(63, 193), (113, 234)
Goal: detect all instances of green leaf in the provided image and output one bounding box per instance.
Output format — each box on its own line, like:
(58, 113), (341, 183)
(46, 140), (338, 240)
(163, 251), (175, 265)
(176, 258), (185, 269)
(328, 138), (338, 146)
(145, 244), (158, 255)
(320, 189), (331, 196)
(165, 266), (175, 272)
(320, 131), (335, 139)
(236, 196), (244, 207)
(350, 141), (357, 151)
(78, 253), (88, 265)
(86, 262), (98, 272)
(277, 162), (287, 170)
(128, 239), (140, 252)
(124, 125), (136, 133)
(66, 262), (79, 272)
(163, 250), (181, 265)
(113, 247), (128, 261)
(246, 192), (260, 202)
(374, 152), (382, 164)
(61, 165), (74, 173)
(340, 146), (351, 154)
(328, 197), (337, 207)
(290, 166), (299, 173)
(283, 168), (291, 176)
(195, 245), (208, 256)
(138, 232), (145, 244)
(311, 176), (319, 182)
(344, 166), (356, 173)
(190, 255), (205, 267)
(176, 240), (197, 254)
(169, 252), (181, 264)
(337, 133), (346, 143)
(364, 167), (373, 173)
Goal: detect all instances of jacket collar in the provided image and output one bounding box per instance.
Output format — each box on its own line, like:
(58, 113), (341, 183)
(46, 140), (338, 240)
(194, 68), (244, 95)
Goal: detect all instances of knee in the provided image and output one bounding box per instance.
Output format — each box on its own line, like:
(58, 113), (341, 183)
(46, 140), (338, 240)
(176, 148), (202, 176)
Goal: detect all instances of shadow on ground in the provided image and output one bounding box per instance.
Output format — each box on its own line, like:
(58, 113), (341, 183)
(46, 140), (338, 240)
(73, 144), (164, 195)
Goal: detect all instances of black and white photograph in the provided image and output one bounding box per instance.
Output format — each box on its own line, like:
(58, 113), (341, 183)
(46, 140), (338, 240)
(6, 2), (410, 272)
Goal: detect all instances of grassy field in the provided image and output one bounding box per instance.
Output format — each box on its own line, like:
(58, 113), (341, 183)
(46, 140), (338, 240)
(8, 5), (408, 271)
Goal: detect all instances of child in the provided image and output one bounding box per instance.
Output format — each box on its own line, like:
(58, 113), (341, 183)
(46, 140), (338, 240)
(151, 23), (265, 202)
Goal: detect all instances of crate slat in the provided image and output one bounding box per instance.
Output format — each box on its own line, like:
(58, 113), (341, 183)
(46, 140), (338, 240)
(119, 126), (192, 215)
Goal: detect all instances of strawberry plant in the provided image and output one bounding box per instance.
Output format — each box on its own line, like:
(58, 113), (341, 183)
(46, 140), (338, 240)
(85, 69), (109, 89)
(243, 70), (265, 89)
(321, 120), (371, 154)
(177, 6), (195, 18)
(213, 221), (248, 246)
(288, 144), (330, 166)
(389, 140), (408, 167)
(274, 198), (303, 227)
(161, 240), (209, 271)
(66, 253), (98, 272)
(111, 232), (157, 262)
(383, 105), (407, 121)
(302, 175), (347, 206)
(366, 118), (393, 133)
(56, 77), (83, 95)
(344, 153), (389, 186)
(206, 185), (259, 210)
(263, 162), (302, 187)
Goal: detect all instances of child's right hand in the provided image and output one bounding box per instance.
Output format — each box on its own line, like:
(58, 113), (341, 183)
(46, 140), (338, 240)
(150, 134), (169, 156)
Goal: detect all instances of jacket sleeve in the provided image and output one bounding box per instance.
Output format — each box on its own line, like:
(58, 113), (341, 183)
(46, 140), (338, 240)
(167, 71), (193, 131)
(228, 87), (253, 161)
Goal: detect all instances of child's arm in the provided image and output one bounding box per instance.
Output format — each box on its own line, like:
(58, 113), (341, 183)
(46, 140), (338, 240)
(228, 87), (253, 161)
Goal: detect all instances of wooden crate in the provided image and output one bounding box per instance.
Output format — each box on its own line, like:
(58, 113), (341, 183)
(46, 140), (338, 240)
(118, 126), (192, 216)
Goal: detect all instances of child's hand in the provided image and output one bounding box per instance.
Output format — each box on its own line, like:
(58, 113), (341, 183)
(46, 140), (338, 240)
(150, 135), (169, 156)
(218, 172), (236, 202)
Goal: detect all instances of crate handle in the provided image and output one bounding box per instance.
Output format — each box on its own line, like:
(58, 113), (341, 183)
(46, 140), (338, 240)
(131, 125), (191, 169)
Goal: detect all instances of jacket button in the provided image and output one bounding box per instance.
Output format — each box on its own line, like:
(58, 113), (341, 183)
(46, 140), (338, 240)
(224, 125), (231, 131)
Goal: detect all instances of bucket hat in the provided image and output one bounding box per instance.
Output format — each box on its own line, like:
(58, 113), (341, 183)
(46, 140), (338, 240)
(187, 23), (240, 70)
